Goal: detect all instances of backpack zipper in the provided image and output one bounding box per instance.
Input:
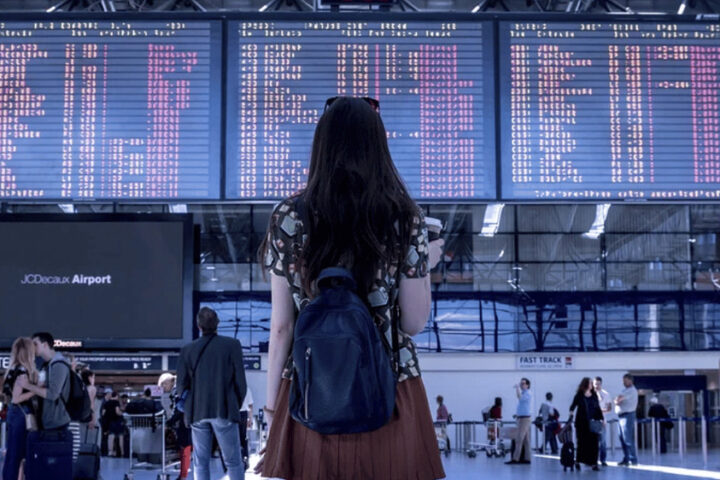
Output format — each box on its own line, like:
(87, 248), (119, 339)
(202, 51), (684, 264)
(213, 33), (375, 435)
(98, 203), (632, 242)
(304, 347), (311, 420)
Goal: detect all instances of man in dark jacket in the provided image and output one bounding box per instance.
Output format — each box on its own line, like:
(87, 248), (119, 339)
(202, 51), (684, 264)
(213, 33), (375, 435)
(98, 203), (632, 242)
(177, 307), (247, 480)
(648, 396), (671, 454)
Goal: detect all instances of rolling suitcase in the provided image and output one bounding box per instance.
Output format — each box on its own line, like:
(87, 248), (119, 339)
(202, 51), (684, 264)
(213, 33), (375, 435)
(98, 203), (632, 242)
(74, 427), (101, 480)
(560, 440), (576, 471)
(26, 429), (73, 480)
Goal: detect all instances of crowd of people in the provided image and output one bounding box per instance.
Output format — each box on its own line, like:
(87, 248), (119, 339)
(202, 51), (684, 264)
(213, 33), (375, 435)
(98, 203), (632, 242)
(499, 373), (644, 470)
(0, 323), (253, 480)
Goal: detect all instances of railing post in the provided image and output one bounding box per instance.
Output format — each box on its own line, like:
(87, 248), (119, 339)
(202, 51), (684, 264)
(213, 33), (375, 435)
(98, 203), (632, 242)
(670, 418), (675, 453)
(678, 417), (685, 461)
(701, 416), (708, 468)
(651, 419), (657, 459)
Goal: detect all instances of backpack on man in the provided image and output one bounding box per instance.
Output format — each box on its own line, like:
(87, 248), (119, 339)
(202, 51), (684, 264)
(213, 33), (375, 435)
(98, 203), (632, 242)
(27, 360), (89, 480)
(57, 361), (93, 423)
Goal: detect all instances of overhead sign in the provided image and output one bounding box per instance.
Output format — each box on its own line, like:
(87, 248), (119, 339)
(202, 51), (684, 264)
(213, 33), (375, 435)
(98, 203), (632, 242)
(0, 354), (163, 372)
(244, 354), (261, 371)
(517, 354), (574, 370)
(166, 353), (262, 372)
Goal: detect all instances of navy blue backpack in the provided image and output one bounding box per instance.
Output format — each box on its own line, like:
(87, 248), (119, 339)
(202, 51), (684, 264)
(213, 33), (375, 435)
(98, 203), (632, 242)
(289, 266), (398, 434)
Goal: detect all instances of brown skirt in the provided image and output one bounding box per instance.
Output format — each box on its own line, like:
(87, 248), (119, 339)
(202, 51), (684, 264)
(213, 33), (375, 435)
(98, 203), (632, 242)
(261, 377), (446, 480)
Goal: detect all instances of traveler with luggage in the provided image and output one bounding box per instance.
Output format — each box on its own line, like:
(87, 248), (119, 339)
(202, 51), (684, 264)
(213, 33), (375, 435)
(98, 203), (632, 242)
(256, 96), (445, 479)
(176, 306), (247, 480)
(18, 332), (74, 479)
(539, 392), (559, 455)
(569, 377), (603, 471)
(2, 337), (38, 480)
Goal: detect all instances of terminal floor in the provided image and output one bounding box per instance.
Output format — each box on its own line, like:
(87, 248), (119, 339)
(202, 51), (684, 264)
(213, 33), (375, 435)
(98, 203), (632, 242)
(34, 449), (717, 480)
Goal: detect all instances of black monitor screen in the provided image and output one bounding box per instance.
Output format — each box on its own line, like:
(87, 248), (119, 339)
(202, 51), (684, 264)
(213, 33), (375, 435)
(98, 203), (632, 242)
(226, 18), (496, 200)
(0, 20), (222, 200)
(0, 216), (193, 350)
(499, 20), (720, 200)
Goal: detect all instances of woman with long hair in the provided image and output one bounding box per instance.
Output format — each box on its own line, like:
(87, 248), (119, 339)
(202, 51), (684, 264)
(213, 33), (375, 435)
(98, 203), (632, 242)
(257, 96), (445, 479)
(569, 377), (604, 471)
(2, 337), (38, 480)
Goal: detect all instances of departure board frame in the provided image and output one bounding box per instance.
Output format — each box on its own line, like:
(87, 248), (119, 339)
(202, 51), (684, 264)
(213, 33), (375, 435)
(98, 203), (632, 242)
(224, 12), (498, 203)
(0, 13), (224, 202)
(2, 13), (720, 204)
(497, 13), (720, 203)
(0, 213), (194, 350)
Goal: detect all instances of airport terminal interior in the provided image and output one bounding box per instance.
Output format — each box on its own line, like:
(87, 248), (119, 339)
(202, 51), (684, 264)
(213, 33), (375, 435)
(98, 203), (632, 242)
(0, 0), (720, 479)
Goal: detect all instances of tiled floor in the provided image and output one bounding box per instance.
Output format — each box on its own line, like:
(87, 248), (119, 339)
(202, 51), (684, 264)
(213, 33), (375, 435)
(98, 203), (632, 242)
(3, 448), (718, 479)
(88, 449), (720, 479)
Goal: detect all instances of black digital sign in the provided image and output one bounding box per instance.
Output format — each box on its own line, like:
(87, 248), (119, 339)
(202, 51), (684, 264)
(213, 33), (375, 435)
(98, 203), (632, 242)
(500, 19), (720, 200)
(0, 215), (194, 350)
(0, 19), (222, 200)
(226, 17), (496, 201)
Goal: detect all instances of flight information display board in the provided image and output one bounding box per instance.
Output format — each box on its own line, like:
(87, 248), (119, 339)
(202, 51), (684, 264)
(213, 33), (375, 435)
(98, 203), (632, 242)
(500, 20), (720, 200)
(227, 18), (496, 200)
(0, 20), (222, 200)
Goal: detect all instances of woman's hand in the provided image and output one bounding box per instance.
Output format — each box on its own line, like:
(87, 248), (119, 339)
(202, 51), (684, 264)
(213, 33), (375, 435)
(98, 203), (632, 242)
(254, 446), (267, 474)
(428, 239), (445, 270)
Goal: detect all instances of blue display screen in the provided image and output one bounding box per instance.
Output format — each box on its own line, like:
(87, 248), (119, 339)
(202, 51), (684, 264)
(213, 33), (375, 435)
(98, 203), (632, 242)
(499, 20), (720, 201)
(226, 19), (496, 201)
(0, 20), (222, 200)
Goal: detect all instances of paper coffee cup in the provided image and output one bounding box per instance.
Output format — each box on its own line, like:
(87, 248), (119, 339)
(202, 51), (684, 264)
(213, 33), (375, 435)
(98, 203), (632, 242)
(426, 216), (443, 241)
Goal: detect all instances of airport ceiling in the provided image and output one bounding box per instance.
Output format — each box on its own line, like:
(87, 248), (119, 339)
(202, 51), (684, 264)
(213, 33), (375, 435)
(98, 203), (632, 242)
(2, 0), (719, 15)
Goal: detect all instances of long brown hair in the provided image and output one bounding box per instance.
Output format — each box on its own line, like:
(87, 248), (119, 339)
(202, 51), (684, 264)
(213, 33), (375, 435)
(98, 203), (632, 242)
(260, 97), (418, 300)
(576, 377), (594, 396)
(2, 337), (38, 386)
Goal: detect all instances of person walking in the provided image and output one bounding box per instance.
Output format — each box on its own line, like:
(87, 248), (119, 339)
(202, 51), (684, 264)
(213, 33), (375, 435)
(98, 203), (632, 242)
(539, 392), (558, 455)
(436, 395), (451, 451)
(2, 338), (38, 480)
(158, 372), (176, 418)
(648, 396), (671, 454)
(176, 307), (247, 480)
(101, 392), (124, 457)
(593, 376), (613, 466)
(506, 378), (532, 465)
(256, 96), (445, 479)
(569, 377), (603, 471)
(614, 373), (639, 466)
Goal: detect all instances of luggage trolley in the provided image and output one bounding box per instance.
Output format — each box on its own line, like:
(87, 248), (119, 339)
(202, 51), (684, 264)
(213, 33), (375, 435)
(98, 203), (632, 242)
(123, 411), (174, 480)
(467, 420), (510, 458)
(433, 421), (451, 457)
